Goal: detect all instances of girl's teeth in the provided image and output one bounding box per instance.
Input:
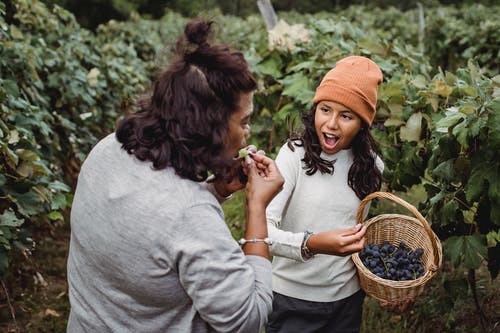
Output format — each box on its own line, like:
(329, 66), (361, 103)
(324, 134), (338, 146)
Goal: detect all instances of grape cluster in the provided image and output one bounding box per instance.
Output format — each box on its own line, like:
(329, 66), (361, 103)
(359, 241), (425, 281)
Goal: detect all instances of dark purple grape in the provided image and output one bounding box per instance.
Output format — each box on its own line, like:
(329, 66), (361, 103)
(360, 240), (426, 281)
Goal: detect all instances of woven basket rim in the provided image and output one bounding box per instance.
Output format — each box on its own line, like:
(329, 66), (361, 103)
(352, 192), (443, 300)
(357, 192), (442, 268)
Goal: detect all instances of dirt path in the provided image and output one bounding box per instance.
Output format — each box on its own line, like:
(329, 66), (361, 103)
(0, 222), (70, 332)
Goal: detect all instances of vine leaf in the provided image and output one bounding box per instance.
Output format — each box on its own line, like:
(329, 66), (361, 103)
(487, 98), (500, 150)
(447, 235), (487, 269)
(400, 112), (422, 142)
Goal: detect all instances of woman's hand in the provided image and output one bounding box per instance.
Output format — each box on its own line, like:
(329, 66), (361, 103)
(306, 224), (367, 256)
(241, 153), (284, 258)
(211, 145), (260, 197)
(244, 153), (284, 208)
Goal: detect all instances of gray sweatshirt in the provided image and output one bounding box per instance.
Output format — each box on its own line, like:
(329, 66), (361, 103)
(67, 133), (272, 333)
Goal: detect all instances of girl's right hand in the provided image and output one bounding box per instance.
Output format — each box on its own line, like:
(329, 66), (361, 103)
(306, 224), (366, 256)
(244, 153), (284, 208)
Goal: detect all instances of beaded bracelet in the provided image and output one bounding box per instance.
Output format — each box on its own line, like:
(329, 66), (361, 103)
(238, 237), (273, 246)
(301, 231), (314, 260)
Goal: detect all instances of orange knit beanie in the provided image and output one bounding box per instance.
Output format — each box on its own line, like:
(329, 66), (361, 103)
(312, 56), (383, 126)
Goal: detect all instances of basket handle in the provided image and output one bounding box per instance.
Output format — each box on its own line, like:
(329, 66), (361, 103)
(357, 191), (441, 270)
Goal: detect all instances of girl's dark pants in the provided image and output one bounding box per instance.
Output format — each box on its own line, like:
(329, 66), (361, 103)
(265, 289), (365, 333)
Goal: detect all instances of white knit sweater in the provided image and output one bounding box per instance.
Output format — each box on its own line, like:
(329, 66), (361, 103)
(267, 143), (383, 302)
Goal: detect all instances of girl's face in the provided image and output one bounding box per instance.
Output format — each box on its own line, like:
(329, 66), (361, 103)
(314, 100), (362, 155)
(225, 92), (254, 158)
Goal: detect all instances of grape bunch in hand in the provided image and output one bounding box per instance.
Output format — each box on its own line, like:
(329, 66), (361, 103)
(360, 241), (425, 281)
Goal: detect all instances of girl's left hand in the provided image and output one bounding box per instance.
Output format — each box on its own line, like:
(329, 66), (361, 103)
(306, 224), (367, 256)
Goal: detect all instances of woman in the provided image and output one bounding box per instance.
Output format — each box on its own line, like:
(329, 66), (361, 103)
(67, 19), (283, 333)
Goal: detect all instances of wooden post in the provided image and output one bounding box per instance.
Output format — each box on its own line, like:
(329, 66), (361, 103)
(257, 0), (278, 30)
(417, 2), (425, 55)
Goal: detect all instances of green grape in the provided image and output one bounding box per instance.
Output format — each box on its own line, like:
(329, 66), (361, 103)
(238, 148), (249, 158)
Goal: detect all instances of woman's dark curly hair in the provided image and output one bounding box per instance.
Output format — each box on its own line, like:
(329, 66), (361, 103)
(116, 19), (256, 182)
(287, 105), (382, 200)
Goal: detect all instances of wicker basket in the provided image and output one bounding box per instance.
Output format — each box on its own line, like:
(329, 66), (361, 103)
(352, 192), (442, 303)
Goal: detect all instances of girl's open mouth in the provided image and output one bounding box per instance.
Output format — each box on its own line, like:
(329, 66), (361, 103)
(323, 133), (339, 149)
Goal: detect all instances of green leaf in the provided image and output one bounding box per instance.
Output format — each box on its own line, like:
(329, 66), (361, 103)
(257, 56), (283, 78)
(358, 38), (386, 55)
(48, 181), (71, 192)
(47, 211), (64, 221)
(16, 161), (34, 178)
(465, 162), (490, 203)
(387, 103), (403, 117)
(9, 24), (23, 40)
(463, 235), (487, 269)
(10, 191), (44, 217)
(412, 75), (427, 89)
(459, 103), (476, 115)
(15, 149), (39, 162)
(384, 117), (404, 127)
(465, 161), (499, 205)
(429, 189), (446, 206)
(400, 112), (423, 142)
(447, 236), (465, 267)
(0, 210), (24, 228)
(436, 108), (465, 133)
(486, 230), (500, 247)
(380, 81), (404, 100)
(279, 73), (314, 105)
(2, 80), (20, 98)
(452, 119), (468, 147)
(446, 234), (487, 269)
(2, 144), (19, 168)
(487, 98), (500, 150)
(440, 199), (459, 226)
(469, 116), (487, 138)
(8, 129), (19, 145)
(50, 193), (67, 210)
(434, 80), (453, 97)
(431, 159), (455, 182)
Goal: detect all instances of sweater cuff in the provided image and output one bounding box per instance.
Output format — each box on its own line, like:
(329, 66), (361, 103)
(268, 223), (309, 262)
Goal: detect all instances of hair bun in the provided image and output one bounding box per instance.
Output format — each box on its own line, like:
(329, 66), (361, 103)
(184, 19), (213, 47)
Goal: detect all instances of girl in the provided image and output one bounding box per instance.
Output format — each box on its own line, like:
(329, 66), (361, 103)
(265, 56), (384, 333)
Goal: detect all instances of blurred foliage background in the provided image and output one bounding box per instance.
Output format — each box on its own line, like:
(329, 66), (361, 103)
(0, 0), (499, 332)
(37, 0), (499, 29)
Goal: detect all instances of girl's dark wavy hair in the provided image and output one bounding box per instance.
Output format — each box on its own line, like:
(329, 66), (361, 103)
(287, 105), (382, 200)
(116, 19), (257, 182)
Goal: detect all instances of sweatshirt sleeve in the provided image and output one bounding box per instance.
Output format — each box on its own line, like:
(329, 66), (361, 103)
(266, 144), (308, 262)
(172, 203), (272, 333)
